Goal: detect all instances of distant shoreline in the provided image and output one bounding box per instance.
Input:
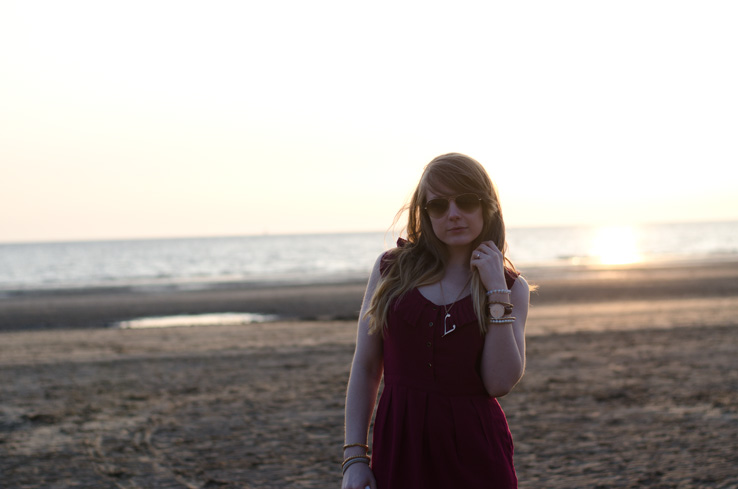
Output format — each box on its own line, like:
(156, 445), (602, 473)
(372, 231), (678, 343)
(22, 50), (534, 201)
(3, 251), (737, 297)
(1, 258), (738, 332)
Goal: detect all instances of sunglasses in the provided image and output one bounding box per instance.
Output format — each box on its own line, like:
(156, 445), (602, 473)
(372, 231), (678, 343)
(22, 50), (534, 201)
(424, 193), (483, 219)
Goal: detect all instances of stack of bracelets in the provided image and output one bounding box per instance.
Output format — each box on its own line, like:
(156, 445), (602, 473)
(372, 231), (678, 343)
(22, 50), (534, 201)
(342, 443), (371, 474)
(486, 288), (515, 324)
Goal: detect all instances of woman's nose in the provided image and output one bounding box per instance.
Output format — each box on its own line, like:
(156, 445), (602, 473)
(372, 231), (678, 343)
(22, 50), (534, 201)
(447, 200), (462, 218)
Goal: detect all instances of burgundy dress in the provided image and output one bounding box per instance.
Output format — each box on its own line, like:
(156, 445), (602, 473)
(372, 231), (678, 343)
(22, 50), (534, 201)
(371, 251), (519, 489)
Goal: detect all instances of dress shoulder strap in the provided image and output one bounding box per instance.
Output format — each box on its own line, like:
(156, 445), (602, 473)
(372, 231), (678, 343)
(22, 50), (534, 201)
(504, 267), (520, 289)
(379, 238), (409, 276)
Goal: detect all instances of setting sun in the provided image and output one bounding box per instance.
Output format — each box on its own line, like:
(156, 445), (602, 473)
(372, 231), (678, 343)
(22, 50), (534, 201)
(590, 226), (642, 265)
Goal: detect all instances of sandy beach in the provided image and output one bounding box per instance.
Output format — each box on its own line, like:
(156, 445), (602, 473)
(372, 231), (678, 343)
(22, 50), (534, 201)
(1, 261), (737, 488)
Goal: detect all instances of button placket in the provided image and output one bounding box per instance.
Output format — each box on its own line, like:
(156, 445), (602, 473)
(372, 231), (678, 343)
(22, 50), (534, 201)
(424, 305), (439, 376)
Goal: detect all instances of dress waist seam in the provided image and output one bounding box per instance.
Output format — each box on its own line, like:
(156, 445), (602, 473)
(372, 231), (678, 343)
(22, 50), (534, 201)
(383, 374), (490, 397)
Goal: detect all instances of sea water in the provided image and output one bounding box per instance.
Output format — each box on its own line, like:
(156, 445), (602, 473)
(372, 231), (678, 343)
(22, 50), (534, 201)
(1, 221), (737, 293)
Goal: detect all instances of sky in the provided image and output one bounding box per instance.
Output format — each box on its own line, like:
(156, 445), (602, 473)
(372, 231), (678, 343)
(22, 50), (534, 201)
(1, 1), (737, 243)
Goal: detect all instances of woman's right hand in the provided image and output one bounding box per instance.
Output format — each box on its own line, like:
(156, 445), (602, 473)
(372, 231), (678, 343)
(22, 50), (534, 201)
(341, 462), (376, 489)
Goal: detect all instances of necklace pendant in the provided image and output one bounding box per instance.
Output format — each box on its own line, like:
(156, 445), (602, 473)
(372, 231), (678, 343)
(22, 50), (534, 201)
(442, 313), (456, 337)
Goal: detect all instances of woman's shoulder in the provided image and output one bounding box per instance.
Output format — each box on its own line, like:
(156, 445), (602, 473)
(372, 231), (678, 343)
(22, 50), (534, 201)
(504, 266), (536, 299)
(379, 238), (410, 276)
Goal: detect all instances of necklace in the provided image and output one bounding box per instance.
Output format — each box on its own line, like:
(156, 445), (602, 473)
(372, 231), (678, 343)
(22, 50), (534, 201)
(439, 275), (471, 337)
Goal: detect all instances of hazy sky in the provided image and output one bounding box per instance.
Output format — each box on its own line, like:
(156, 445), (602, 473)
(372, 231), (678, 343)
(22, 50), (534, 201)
(2, 1), (737, 243)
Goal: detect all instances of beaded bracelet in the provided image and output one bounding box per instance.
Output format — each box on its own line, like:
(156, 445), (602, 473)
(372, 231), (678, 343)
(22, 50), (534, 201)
(489, 316), (516, 324)
(486, 289), (511, 295)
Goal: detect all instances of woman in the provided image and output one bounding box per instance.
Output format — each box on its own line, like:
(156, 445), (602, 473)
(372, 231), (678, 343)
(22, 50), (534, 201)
(342, 153), (530, 489)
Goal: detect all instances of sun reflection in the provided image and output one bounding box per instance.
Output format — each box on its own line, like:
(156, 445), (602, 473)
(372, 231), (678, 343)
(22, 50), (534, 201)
(590, 226), (642, 265)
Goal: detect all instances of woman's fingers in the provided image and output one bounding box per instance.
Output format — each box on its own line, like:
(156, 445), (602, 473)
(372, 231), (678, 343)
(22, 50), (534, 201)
(471, 242), (507, 290)
(479, 241), (501, 255)
(472, 243), (502, 263)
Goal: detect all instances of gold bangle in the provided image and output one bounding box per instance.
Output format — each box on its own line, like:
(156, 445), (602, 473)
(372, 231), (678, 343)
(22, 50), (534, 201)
(343, 443), (370, 451)
(342, 455), (371, 474)
(342, 454), (370, 468)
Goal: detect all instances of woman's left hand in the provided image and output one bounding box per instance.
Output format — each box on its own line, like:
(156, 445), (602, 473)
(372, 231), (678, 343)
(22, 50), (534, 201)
(470, 241), (507, 291)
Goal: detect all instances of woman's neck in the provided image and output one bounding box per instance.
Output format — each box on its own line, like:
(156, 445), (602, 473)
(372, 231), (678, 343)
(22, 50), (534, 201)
(445, 245), (473, 270)
(443, 256), (472, 284)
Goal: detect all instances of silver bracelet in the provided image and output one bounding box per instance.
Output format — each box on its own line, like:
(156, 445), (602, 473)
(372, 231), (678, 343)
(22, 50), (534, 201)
(486, 289), (511, 295)
(489, 316), (516, 324)
(342, 456), (370, 474)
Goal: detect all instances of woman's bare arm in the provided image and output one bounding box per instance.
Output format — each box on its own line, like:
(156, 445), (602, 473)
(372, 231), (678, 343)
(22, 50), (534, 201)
(342, 255), (385, 489)
(480, 275), (530, 397)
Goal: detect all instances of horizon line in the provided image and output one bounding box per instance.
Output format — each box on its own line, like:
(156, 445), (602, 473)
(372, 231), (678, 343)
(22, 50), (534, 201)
(2, 218), (737, 246)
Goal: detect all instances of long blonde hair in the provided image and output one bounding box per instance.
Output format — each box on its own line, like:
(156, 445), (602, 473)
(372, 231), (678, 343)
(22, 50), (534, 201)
(366, 153), (517, 335)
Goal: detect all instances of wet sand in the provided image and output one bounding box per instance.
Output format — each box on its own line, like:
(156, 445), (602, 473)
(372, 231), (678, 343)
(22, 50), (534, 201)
(1, 261), (737, 488)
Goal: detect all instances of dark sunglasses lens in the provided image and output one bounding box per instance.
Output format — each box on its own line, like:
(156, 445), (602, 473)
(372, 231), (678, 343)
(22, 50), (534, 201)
(456, 194), (481, 212)
(426, 199), (449, 217)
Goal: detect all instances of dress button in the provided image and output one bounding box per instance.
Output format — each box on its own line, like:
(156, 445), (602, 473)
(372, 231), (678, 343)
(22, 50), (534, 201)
(427, 362), (432, 367)
(426, 341), (432, 347)
(429, 322), (433, 327)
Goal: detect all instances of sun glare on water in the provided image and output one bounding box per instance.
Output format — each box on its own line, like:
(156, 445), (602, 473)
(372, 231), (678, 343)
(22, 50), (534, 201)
(590, 226), (643, 265)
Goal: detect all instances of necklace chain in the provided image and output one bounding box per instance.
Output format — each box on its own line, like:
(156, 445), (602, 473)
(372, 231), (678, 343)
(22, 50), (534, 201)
(439, 275), (471, 337)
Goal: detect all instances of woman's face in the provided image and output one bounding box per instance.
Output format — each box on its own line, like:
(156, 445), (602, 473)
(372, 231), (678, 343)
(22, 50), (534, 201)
(424, 185), (484, 252)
